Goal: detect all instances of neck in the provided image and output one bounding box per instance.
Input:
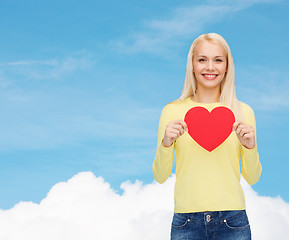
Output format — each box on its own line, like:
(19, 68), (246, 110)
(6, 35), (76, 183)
(192, 88), (221, 103)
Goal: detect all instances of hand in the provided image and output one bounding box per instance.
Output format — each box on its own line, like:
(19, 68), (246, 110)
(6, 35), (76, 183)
(232, 121), (255, 149)
(162, 120), (188, 147)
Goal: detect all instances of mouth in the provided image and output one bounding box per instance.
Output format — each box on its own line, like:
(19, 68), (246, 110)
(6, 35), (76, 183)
(202, 74), (219, 80)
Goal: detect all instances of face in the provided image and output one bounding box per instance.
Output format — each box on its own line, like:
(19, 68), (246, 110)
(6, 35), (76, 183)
(193, 40), (227, 91)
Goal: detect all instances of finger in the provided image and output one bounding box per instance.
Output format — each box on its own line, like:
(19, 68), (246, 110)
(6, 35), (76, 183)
(242, 132), (255, 140)
(169, 128), (183, 137)
(237, 127), (252, 137)
(169, 124), (184, 135)
(177, 124), (186, 133)
(235, 121), (252, 129)
(179, 120), (188, 131)
(174, 120), (188, 131)
(235, 124), (250, 134)
(173, 120), (188, 131)
(232, 121), (240, 131)
(174, 123), (185, 130)
(233, 121), (251, 130)
(165, 123), (184, 138)
(166, 132), (178, 140)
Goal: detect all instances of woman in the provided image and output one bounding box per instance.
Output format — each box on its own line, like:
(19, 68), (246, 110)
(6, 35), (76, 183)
(152, 33), (262, 240)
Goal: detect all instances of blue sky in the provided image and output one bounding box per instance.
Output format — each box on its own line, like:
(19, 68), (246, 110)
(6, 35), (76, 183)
(0, 0), (288, 209)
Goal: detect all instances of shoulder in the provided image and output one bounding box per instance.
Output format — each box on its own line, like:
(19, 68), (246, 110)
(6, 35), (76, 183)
(238, 101), (255, 115)
(161, 98), (188, 114)
(238, 101), (256, 125)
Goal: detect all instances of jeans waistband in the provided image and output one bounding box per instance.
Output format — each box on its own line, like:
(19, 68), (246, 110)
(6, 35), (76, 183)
(175, 210), (246, 222)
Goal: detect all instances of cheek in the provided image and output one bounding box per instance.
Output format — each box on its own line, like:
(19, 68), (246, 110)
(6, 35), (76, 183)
(193, 63), (203, 73)
(217, 64), (227, 74)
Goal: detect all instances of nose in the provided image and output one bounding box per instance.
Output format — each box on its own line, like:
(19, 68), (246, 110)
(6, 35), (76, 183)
(206, 60), (215, 71)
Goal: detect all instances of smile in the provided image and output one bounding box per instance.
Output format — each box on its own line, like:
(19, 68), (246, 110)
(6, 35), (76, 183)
(202, 74), (218, 80)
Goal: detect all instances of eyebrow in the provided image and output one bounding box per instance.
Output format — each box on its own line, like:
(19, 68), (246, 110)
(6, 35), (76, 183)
(197, 55), (225, 58)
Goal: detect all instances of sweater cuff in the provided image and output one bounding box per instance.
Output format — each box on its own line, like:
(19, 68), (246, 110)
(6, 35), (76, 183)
(242, 144), (257, 155)
(160, 140), (174, 151)
(157, 140), (175, 160)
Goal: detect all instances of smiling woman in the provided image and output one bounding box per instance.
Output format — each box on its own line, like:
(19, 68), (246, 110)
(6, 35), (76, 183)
(193, 41), (227, 92)
(152, 33), (262, 240)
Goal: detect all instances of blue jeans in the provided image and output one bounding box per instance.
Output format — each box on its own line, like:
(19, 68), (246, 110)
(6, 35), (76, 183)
(170, 210), (251, 240)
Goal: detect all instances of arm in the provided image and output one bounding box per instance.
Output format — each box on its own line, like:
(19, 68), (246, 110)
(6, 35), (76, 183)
(152, 107), (175, 184)
(239, 106), (262, 185)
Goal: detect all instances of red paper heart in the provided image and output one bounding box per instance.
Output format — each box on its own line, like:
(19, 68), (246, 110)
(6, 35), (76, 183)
(184, 106), (235, 152)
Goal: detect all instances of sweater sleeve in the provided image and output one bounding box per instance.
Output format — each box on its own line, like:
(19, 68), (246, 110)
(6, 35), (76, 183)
(240, 105), (262, 185)
(152, 106), (175, 184)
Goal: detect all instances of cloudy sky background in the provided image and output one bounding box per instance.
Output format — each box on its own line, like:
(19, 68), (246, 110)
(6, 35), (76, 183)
(0, 173), (289, 239)
(0, 0), (289, 239)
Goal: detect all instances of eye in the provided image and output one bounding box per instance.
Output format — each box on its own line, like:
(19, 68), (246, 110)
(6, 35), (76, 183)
(198, 58), (206, 62)
(215, 59), (223, 62)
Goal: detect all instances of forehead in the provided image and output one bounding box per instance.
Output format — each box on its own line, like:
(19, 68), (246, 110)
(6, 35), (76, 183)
(194, 40), (226, 57)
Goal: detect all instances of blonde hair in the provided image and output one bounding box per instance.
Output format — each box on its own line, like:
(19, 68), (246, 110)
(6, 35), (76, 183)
(178, 33), (243, 120)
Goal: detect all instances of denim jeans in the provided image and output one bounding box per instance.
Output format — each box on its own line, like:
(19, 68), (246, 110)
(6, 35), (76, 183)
(170, 210), (251, 240)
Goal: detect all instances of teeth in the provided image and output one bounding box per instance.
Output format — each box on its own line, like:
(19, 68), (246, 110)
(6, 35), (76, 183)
(204, 74), (217, 78)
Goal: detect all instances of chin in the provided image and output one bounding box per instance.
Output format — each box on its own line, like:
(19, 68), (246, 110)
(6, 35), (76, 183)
(200, 82), (222, 89)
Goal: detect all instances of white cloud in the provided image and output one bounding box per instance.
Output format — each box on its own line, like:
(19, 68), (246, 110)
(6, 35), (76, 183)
(0, 172), (288, 240)
(112, 0), (279, 55)
(242, 179), (289, 239)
